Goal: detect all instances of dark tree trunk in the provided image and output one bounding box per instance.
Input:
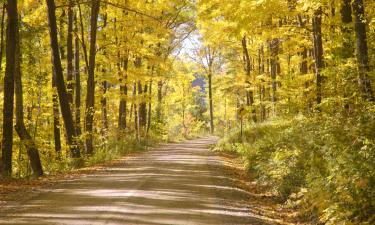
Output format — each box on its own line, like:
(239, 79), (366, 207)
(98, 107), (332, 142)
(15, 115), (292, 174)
(118, 85), (128, 130)
(208, 71), (214, 134)
(14, 30), (43, 176)
(258, 45), (266, 121)
(52, 73), (62, 155)
(352, 0), (373, 100)
(300, 47), (308, 75)
(74, 13), (81, 135)
(100, 13), (108, 136)
(59, 10), (65, 60)
(338, 0), (354, 59)
(85, 0), (100, 155)
(66, 0), (74, 104)
(242, 36), (257, 122)
(0, 5), (5, 71)
(1, 0), (17, 177)
(46, 0), (80, 158)
(270, 38), (279, 104)
(133, 83), (139, 141)
(312, 8), (324, 106)
(147, 80), (152, 134)
(101, 81), (108, 133)
(77, 1), (89, 70)
(138, 82), (147, 128)
(118, 55), (128, 131)
(156, 80), (163, 122)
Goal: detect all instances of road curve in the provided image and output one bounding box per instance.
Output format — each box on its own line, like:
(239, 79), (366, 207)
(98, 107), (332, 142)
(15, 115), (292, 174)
(0, 137), (273, 225)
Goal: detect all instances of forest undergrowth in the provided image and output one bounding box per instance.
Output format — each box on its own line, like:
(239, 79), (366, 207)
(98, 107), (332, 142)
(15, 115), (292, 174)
(215, 105), (375, 225)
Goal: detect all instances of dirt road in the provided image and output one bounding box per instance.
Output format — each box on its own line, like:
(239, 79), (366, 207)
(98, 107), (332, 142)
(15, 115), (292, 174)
(0, 137), (273, 225)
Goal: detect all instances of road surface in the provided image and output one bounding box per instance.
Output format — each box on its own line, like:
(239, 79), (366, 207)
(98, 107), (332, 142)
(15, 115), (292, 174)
(0, 137), (273, 225)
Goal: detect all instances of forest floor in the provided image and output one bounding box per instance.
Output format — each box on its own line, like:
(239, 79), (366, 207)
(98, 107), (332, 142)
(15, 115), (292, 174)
(0, 137), (307, 225)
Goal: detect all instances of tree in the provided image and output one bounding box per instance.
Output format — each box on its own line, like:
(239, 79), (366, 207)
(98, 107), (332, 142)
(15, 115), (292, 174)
(312, 7), (324, 107)
(352, 0), (373, 100)
(1, 0), (18, 177)
(46, 0), (80, 158)
(241, 36), (257, 122)
(66, 0), (74, 104)
(85, 0), (100, 155)
(15, 26), (43, 176)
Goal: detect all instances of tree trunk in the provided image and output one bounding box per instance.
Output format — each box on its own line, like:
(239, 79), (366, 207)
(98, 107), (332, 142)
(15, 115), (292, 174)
(77, 1), (89, 70)
(52, 73), (62, 155)
(258, 45), (266, 121)
(100, 13), (108, 137)
(101, 81), (108, 133)
(208, 71), (214, 134)
(46, 0), (80, 158)
(242, 36), (257, 122)
(270, 38), (279, 106)
(14, 28), (43, 176)
(133, 83), (139, 141)
(156, 80), (163, 122)
(138, 82), (147, 129)
(0, 5), (5, 71)
(118, 56), (128, 131)
(352, 0), (373, 100)
(312, 8), (324, 106)
(1, 0), (17, 177)
(74, 12), (81, 135)
(59, 10), (65, 60)
(85, 0), (100, 155)
(147, 80), (152, 134)
(66, 0), (74, 104)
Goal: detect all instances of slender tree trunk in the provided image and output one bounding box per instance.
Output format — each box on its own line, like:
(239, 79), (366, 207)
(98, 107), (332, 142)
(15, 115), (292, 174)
(101, 81), (108, 133)
(14, 28), (43, 176)
(1, 0), (17, 177)
(208, 71), (214, 134)
(312, 8), (324, 106)
(258, 45), (266, 121)
(59, 10), (65, 60)
(85, 0), (100, 155)
(74, 13), (81, 135)
(133, 83), (139, 141)
(46, 0), (80, 158)
(100, 13), (108, 137)
(352, 0), (373, 100)
(138, 82), (147, 129)
(118, 56), (128, 131)
(147, 80), (152, 134)
(242, 36), (257, 122)
(52, 73), (62, 155)
(338, 0), (354, 59)
(156, 80), (163, 122)
(129, 103), (133, 129)
(270, 38), (279, 115)
(135, 57), (146, 131)
(77, 1), (89, 70)
(0, 5), (5, 71)
(118, 85), (128, 130)
(66, 0), (74, 104)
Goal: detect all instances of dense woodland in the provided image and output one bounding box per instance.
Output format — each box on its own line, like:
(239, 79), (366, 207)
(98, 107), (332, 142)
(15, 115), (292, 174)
(0, 0), (374, 224)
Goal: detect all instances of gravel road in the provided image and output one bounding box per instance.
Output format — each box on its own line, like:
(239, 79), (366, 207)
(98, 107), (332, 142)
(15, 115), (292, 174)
(0, 137), (273, 225)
